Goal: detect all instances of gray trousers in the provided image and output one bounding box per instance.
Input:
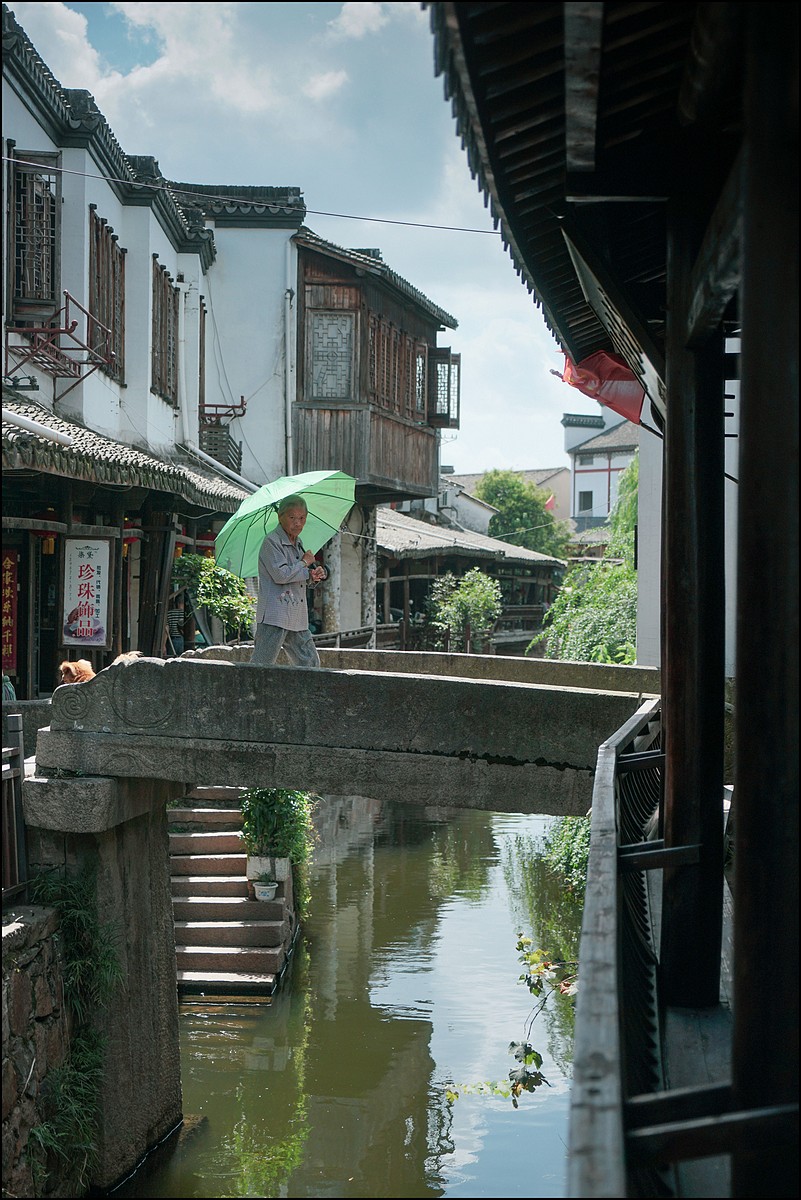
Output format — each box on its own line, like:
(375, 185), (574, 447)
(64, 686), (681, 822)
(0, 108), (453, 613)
(251, 622), (320, 668)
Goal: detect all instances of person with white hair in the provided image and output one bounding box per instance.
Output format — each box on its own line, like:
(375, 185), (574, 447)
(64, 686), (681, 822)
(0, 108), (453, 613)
(251, 495), (326, 668)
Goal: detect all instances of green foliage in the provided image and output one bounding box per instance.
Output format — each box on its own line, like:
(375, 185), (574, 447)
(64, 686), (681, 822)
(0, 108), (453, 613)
(30, 1030), (105, 1193)
(537, 817), (591, 897)
(28, 865), (123, 1192)
(427, 567), (503, 652)
(31, 865), (123, 1023)
(172, 554), (255, 640)
(528, 453), (639, 663)
(474, 469), (571, 557)
(240, 788), (317, 917)
(608, 451), (639, 565)
(530, 558), (637, 663)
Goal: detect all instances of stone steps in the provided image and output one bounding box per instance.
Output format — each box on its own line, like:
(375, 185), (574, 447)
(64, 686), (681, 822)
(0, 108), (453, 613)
(172, 895), (283, 921)
(170, 875), (248, 897)
(169, 830), (245, 855)
(170, 852), (247, 875)
(174, 919), (288, 948)
(175, 944), (284, 974)
(176, 971), (279, 998)
(168, 791), (295, 999)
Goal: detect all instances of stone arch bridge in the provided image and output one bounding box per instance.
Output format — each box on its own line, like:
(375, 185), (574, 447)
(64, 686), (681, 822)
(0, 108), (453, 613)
(17, 650), (652, 1191)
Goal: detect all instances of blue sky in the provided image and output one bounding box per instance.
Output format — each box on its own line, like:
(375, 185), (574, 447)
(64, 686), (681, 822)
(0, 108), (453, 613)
(7, 1), (602, 473)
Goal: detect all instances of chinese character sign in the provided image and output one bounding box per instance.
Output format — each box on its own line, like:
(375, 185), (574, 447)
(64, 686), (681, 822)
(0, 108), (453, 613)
(62, 539), (112, 648)
(2, 550), (18, 671)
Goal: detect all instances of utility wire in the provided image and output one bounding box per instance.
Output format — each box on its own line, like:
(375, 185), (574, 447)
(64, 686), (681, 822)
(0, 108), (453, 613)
(2, 156), (502, 236)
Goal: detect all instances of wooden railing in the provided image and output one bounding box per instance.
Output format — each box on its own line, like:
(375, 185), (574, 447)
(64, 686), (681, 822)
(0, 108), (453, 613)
(2, 713), (28, 906)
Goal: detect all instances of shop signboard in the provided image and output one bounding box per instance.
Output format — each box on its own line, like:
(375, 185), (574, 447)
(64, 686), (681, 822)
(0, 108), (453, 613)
(2, 549), (18, 672)
(61, 538), (113, 650)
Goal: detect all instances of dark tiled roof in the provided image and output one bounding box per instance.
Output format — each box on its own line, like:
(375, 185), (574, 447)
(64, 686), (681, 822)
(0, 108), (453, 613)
(448, 467), (569, 496)
(2, 394), (248, 512)
(570, 422), (640, 454)
(294, 229), (457, 329)
(377, 508), (565, 568)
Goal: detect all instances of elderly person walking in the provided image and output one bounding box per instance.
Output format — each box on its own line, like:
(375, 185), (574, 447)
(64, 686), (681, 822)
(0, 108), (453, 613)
(252, 494), (327, 667)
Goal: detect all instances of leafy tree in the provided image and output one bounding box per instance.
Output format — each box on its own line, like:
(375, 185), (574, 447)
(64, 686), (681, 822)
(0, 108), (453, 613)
(427, 567), (503, 652)
(172, 554), (255, 640)
(474, 469), (571, 557)
(530, 454), (639, 664)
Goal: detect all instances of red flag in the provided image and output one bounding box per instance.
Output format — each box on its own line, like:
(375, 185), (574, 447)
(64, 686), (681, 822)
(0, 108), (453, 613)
(562, 351), (644, 424)
(544, 494), (555, 512)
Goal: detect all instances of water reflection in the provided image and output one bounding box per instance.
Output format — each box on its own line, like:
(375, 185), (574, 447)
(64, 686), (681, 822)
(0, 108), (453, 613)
(118, 799), (581, 1199)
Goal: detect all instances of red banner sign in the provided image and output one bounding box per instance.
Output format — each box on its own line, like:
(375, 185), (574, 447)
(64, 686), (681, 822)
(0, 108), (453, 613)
(2, 550), (18, 672)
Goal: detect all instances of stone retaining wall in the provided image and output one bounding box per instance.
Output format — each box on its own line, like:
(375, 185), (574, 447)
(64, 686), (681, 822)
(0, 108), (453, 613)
(2, 906), (72, 1198)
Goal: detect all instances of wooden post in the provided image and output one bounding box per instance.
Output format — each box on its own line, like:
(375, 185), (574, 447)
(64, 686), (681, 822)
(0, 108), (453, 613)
(732, 9), (798, 1195)
(659, 188), (725, 1007)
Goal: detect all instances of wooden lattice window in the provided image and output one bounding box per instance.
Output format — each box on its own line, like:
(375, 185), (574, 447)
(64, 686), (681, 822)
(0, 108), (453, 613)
(308, 311), (355, 401)
(88, 207), (125, 381)
(403, 337), (415, 418)
(428, 347), (461, 428)
(415, 344), (428, 416)
(10, 150), (60, 321)
(151, 258), (179, 404)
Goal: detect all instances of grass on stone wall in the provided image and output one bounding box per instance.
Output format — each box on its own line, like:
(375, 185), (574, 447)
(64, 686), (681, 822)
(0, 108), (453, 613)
(28, 865), (123, 1194)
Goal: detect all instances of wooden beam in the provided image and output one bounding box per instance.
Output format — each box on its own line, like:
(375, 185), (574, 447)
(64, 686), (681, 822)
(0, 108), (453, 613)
(686, 149), (743, 347)
(660, 186), (725, 1008)
(564, 3), (604, 172)
(733, 9), (799, 1196)
(626, 1103), (798, 1167)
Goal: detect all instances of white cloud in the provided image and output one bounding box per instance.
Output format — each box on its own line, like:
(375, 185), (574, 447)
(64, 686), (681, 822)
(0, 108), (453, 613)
(8, 2), (112, 92)
(327, 2), (390, 40)
(303, 70), (349, 102)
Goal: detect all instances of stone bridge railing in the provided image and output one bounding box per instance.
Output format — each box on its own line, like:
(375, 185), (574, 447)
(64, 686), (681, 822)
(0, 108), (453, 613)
(33, 655), (644, 815)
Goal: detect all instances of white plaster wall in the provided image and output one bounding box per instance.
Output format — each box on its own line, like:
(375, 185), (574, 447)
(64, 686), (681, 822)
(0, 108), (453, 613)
(201, 225), (295, 486)
(636, 428), (663, 668)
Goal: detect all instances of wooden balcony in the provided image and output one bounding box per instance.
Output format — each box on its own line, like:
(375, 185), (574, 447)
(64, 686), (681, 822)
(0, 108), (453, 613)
(293, 403), (439, 503)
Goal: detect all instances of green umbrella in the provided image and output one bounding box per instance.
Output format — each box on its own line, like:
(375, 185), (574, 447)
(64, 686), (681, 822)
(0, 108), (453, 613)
(214, 469), (356, 578)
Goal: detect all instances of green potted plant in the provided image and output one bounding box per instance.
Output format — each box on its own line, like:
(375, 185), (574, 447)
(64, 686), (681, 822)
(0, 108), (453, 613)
(240, 788), (316, 916)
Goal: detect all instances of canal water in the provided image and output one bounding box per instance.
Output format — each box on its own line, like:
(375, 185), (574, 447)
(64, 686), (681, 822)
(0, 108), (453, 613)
(118, 797), (583, 1198)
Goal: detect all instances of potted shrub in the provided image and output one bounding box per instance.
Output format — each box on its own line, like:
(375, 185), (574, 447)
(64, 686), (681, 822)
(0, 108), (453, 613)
(240, 788), (316, 916)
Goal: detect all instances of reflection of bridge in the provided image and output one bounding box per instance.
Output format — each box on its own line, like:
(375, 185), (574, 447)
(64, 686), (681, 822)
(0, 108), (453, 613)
(16, 650), (649, 1191)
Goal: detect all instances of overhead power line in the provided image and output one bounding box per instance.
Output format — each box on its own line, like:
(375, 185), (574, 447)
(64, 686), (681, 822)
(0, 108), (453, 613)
(1, 156), (502, 236)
